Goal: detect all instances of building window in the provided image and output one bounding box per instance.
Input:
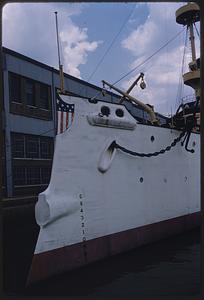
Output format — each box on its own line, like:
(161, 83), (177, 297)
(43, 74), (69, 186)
(27, 167), (41, 185)
(40, 138), (53, 159)
(11, 133), (53, 159)
(41, 167), (51, 184)
(12, 134), (25, 158)
(2, 132), (6, 190)
(9, 72), (21, 103)
(9, 72), (52, 120)
(11, 133), (53, 195)
(26, 136), (39, 158)
(25, 79), (35, 106)
(13, 167), (26, 185)
(39, 83), (49, 110)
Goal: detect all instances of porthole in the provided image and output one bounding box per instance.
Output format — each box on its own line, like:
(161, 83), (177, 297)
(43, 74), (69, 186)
(151, 136), (155, 142)
(101, 106), (110, 116)
(115, 108), (124, 118)
(192, 141), (196, 147)
(140, 177), (143, 183)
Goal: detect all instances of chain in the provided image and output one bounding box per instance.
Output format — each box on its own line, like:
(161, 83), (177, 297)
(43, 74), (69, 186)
(112, 129), (187, 158)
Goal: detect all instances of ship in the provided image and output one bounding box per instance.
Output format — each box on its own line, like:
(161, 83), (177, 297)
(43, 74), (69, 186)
(28, 3), (200, 283)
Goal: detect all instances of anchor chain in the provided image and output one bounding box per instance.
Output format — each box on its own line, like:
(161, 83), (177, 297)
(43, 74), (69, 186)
(112, 130), (186, 157)
(111, 116), (197, 158)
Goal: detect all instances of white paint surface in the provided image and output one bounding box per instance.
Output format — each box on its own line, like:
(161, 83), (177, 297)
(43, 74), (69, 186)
(34, 95), (200, 254)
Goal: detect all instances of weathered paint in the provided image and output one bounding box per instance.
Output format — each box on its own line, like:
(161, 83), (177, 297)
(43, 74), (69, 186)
(28, 211), (200, 284)
(31, 95), (200, 282)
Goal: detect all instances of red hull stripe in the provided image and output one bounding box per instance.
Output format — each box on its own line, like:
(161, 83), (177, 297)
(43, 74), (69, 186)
(27, 211), (200, 285)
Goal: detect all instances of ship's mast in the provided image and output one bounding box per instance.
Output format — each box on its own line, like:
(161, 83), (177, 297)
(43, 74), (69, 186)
(55, 11), (65, 94)
(175, 2), (200, 103)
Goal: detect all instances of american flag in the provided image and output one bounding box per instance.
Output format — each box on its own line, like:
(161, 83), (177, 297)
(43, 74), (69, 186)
(56, 95), (75, 134)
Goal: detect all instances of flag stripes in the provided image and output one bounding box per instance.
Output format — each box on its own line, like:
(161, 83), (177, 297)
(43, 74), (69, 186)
(56, 95), (75, 134)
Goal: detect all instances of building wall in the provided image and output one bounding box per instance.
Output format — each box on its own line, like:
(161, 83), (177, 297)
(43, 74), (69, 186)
(2, 48), (124, 198)
(2, 47), (168, 198)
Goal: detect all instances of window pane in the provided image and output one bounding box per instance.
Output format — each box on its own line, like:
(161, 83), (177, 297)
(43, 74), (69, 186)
(9, 73), (21, 103)
(39, 84), (49, 109)
(41, 167), (51, 184)
(2, 159), (6, 187)
(2, 132), (5, 158)
(25, 79), (35, 106)
(13, 167), (26, 185)
(27, 167), (41, 185)
(12, 134), (25, 158)
(26, 136), (39, 158)
(40, 138), (53, 158)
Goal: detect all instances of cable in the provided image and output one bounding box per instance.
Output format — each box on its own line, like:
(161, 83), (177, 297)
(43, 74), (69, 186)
(66, 17), (185, 108)
(112, 28), (185, 86)
(87, 3), (137, 83)
(194, 23), (200, 38)
(175, 27), (188, 111)
(77, 28), (185, 106)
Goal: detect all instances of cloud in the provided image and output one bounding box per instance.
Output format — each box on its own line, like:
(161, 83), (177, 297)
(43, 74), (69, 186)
(122, 20), (159, 57)
(121, 2), (200, 115)
(60, 22), (101, 78)
(2, 2), (101, 78)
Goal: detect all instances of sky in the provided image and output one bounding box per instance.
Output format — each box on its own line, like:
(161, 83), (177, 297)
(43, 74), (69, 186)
(2, 2), (200, 115)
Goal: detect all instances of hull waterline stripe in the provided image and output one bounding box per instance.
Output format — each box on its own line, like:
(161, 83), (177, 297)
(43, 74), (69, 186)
(27, 211), (200, 285)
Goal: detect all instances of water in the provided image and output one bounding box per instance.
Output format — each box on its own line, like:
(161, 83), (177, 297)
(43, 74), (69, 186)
(25, 228), (200, 296)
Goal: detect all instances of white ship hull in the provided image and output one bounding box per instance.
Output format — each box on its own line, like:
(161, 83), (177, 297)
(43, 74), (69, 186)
(28, 95), (200, 283)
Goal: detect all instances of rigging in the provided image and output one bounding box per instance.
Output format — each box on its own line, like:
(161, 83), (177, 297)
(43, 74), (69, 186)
(87, 4), (137, 83)
(112, 28), (185, 86)
(175, 27), (188, 111)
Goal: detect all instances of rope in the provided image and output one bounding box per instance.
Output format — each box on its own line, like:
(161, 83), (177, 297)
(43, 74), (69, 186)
(72, 5), (137, 101)
(194, 23), (200, 38)
(112, 28), (185, 86)
(175, 27), (188, 111)
(68, 28), (185, 107)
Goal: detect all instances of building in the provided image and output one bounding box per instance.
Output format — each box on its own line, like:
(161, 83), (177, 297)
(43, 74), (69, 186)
(2, 47), (168, 199)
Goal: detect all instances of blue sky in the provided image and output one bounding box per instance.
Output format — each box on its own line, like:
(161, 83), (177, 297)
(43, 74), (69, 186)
(2, 2), (200, 115)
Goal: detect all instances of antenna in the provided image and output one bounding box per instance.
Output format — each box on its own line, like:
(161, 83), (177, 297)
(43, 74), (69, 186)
(54, 11), (65, 93)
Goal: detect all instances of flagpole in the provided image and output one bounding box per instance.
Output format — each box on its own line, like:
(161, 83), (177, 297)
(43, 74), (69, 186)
(54, 11), (65, 93)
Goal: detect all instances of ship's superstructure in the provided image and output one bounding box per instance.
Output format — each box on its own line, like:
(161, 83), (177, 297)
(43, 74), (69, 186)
(176, 2), (200, 100)
(174, 2), (200, 131)
(28, 3), (200, 284)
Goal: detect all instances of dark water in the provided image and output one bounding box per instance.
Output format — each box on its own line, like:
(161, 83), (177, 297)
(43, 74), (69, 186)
(25, 228), (200, 296)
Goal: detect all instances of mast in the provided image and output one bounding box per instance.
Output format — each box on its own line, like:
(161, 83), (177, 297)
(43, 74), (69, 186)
(175, 2), (200, 103)
(55, 11), (65, 94)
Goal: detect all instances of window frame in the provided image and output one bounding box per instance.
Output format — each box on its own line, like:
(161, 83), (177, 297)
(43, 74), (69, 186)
(25, 78), (36, 107)
(39, 83), (50, 110)
(9, 72), (53, 120)
(9, 72), (22, 104)
(25, 135), (40, 159)
(11, 133), (25, 158)
(13, 166), (26, 186)
(11, 133), (54, 192)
